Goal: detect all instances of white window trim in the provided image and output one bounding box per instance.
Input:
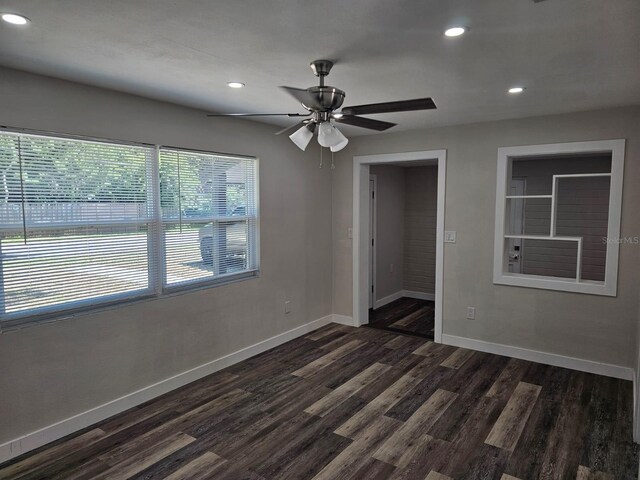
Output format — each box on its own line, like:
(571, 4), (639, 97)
(493, 139), (625, 296)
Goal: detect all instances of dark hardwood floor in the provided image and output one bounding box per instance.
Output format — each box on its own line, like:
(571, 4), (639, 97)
(1, 323), (637, 479)
(369, 297), (435, 339)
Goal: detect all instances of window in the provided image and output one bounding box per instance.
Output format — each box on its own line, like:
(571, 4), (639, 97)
(159, 148), (259, 288)
(0, 130), (259, 328)
(493, 140), (625, 296)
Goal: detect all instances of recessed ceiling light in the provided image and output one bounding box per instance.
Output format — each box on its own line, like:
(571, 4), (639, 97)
(1, 13), (30, 25)
(332, 112), (344, 119)
(508, 86), (525, 94)
(444, 26), (466, 37)
(227, 82), (245, 89)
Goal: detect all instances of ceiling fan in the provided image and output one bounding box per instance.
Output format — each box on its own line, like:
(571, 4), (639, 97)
(207, 60), (436, 152)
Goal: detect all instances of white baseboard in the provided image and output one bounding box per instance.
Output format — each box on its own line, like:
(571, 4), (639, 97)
(374, 291), (404, 309)
(373, 290), (435, 310)
(403, 290), (435, 301)
(442, 334), (633, 381)
(331, 314), (357, 327)
(0, 314), (336, 465)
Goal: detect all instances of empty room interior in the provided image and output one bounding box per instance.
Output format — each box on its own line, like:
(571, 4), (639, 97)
(0, 1), (639, 479)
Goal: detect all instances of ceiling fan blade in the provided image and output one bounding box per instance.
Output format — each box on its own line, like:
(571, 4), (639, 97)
(336, 115), (397, 131)
(280, 86), (323, 110)
(207, 113), (310, 117)
(341, 98), (436, 116)
(274, 120), (310, 135)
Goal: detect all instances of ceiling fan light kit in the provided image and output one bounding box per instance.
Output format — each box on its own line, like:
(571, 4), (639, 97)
(207, 59), (437, 154)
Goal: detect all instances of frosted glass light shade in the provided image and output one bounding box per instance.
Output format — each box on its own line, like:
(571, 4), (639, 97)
(317, 122), (343, 148)
(330, 137), (349, 152)
(289, 125), (313, 150)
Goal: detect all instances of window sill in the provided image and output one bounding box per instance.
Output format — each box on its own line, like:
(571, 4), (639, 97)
(493, 273), (615, 297)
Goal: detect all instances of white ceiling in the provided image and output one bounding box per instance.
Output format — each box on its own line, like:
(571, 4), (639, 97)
(0, 0), (639, 135)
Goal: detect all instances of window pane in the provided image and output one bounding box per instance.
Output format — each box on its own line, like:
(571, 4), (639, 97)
(506, 197), (552, 236)
(164, 222), (213, 285)
(556, 176), (610, 281)
(0, 226), (150, 314)
(0, 132), (154, 320)
(160, 148), (258, 288)
(163, 220), (250, 286)
(519, 238), (578, 279)
(511, 155), (611, 195)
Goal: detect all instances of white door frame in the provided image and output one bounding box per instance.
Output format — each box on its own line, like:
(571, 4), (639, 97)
(352, 149), (447, 343)
(369, 175), (377, 309)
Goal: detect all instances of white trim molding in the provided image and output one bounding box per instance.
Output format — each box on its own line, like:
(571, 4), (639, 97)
(0, 314), (338, 464)
(635, 358), (640, 443)
(374, 291), (404, 309)
(331, 314), (357, 327)
(403, 290), (435, 302)
(374, 290), (436, 310)
(353, 150), (446, 343)
(635, 372), (639, 443)
(493, 139), (625, 296)
(442, 334), (633, 381)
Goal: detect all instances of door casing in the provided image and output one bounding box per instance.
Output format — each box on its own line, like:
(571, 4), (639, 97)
(352, 150), (447, 343)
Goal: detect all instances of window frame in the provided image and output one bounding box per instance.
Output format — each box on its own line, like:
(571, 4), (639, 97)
(493, 139), (625, 296)
(0, 128), (260, 329)
(157, 145), (260, 293)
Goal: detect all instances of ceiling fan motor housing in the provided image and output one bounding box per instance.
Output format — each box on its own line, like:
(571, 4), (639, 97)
(307, 86), (345, 112)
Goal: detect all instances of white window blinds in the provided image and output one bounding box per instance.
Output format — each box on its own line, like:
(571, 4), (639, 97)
(0, 132), (156, 321)
(0, 130), (259, 327)
(159, 148), (259, 288)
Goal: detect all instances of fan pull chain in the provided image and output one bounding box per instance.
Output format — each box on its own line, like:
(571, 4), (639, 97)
(319, 145), (323, 169)
(331, 151), (335, 170)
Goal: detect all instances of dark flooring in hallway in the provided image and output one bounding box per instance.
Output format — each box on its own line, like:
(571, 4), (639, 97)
(1, 323), (636, 479)
(368, 297), (435, 339)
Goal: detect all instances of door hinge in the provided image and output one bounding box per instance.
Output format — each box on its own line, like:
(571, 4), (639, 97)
(371, 285), (374, 293)
(371, 238), (374, 246)
(372, 191), (375, 199)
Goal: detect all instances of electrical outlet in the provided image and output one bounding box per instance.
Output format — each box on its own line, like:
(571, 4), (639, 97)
(444, 231), (457, 243)
(284, 300), (291, 314)
(466, 306), (476, 320)
(347, 227), (353, 239)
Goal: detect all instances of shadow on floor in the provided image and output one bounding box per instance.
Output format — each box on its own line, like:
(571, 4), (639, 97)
(366, 297), (434, 339)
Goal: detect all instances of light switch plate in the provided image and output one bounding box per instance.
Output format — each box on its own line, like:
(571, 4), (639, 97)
(444, 231), (457, 243)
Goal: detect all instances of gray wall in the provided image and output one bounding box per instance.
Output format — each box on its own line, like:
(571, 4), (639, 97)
(511, 156), (611, 281)
(370, 165), (405, 301)
(403, 166), (438, 295)
(332, 106), (640, 369)
(0, 67), (333, 444)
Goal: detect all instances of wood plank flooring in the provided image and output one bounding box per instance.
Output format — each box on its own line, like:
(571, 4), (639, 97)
(369, 297), (435, 338)
(1, 323), (637, 479)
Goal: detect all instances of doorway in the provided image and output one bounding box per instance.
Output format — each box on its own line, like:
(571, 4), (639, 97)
(353, 150), (446, 343)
